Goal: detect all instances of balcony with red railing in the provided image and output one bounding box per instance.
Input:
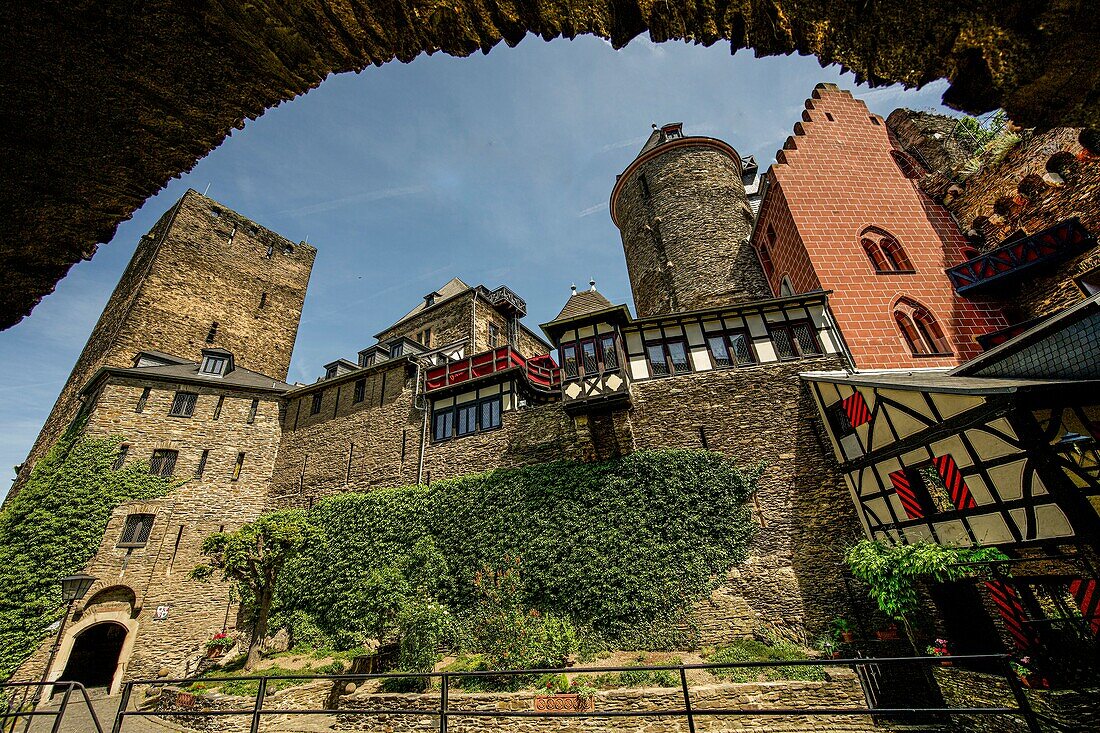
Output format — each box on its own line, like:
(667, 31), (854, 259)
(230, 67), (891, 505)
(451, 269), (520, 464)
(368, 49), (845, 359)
(425, 346), (561, 393)
(946, 218), (1095, 295)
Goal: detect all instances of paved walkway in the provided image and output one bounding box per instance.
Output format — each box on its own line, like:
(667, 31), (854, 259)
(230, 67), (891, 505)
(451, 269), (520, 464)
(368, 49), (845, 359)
(24, 689), (186, 733)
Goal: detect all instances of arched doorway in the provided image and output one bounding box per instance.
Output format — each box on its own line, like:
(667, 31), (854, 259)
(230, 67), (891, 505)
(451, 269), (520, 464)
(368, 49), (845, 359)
(58, 622), (128, 690)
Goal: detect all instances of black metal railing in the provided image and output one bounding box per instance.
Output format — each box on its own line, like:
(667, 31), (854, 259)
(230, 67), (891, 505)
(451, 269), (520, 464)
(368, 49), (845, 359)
(0, 680), (105, 733)
(109, 654), (1043, 733)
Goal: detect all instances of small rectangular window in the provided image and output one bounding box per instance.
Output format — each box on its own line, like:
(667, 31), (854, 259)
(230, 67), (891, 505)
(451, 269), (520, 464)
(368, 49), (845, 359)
(646, 343), (670, 377)
(433, 409), (454, 442)
(247, 398), (259, 424)
(212, 395), (224, 420)
(561, 344), (578, 378)
(707, 330), (755, 369)
(111, 444), (129, 470)
(353, 378), (366, 404)
(310, 393), (323, 415)
(456, 403), (478, 436)
(581, 340), (599, 373)
(770, 320), (822, 359)
(200, 356), (227, 374)
(195, 449), (209, 479)
(232, 452), (245, 481)
(666, 340), (690, 373)
(135, 387), (151, 413)
(489, 323), (500, 347)
(149, 449), (178, 477)
(259, 291), (267, 309)
(599, 335), (619, 371)
(479, 397), (502, 431)
(118, 513), (155, 548)
(169, 391), (198, 417)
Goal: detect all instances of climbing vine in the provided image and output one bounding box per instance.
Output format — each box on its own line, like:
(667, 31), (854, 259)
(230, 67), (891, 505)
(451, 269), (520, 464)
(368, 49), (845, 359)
(275, 450), (759, 649)
(0, 428), (175, 679)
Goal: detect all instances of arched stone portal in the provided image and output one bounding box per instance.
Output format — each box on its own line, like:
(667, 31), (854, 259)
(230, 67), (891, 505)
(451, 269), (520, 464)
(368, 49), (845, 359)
(1, 1), (1098, 328)
(59, 622), (128, 690)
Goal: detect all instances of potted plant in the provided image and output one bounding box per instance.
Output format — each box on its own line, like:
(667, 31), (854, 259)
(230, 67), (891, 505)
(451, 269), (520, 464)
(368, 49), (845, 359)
(830, 618), (856, 644)
(204, 632), (234, 659)
(925, 638), (952, 665)
(534, 673), (595, 713)
(874, 623), (899, 641)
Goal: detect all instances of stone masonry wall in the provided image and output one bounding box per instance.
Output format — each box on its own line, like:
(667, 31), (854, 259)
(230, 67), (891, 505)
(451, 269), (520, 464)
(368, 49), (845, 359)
(377, 293), (474, 351)
(756, 84), (1007, 369)
(148, 672), (875, 733)
(615, 143), (769, 317)
(19, 375), (288, 683)
(628, 354), (864, 641)
(9, 189), (314, 498)
(939, 128), (1099, 323)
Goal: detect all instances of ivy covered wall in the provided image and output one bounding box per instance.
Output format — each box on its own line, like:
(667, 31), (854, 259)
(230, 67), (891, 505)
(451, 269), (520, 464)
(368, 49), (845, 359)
(0, 429), (173, 679)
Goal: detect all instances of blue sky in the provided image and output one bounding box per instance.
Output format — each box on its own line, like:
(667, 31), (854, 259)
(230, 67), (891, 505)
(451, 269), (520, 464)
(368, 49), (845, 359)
(0, 36), (959, 492)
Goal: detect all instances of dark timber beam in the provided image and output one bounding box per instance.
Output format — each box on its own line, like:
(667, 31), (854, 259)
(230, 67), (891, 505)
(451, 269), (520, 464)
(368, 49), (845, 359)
(2, 1), (1098, 328)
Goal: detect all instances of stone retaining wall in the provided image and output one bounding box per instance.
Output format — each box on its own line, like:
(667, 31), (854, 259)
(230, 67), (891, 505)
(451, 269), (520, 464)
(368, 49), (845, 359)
(932, 667), (1100, 733)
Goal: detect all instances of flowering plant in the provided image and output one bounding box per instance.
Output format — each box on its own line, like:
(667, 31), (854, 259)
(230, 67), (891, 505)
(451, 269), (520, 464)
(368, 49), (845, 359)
(1009, 656), (1032, 678)
(204, 632), (235, 652)
(925, 638), (950, 657)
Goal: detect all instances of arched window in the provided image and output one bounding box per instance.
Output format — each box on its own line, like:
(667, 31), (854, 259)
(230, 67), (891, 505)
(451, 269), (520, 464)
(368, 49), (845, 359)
(757, 225), (777, 280)
(890, 150), (923, 179)
(779, 276), (794, 297)
(860, 227), (914, 273)
(894, 298), (951, 356)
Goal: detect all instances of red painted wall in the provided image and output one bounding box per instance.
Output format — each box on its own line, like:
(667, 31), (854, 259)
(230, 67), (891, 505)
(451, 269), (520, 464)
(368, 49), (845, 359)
(752, 84), (1006, 369)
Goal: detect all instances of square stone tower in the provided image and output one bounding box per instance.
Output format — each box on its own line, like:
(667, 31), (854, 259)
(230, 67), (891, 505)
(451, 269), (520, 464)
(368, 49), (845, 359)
(9, 190), (315, 496)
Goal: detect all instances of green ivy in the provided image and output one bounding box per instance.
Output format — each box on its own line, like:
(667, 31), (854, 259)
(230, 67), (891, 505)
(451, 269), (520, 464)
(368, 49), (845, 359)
(277, 450), (757, 648)
(0, 427), (175, 679)
(845, 540), (1009, 621)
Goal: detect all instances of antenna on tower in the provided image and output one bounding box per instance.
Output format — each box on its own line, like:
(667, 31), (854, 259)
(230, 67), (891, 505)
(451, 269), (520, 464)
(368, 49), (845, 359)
(202, 183), (211, 196)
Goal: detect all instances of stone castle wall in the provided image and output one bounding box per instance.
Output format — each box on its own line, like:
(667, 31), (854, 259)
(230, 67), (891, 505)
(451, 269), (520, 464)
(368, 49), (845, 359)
(615, 144), (769, 317)
(8, 190), (314, 499)
(755, 84), (1006, 369)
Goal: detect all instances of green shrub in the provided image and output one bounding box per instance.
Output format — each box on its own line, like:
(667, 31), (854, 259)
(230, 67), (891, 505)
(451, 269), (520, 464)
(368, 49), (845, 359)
(705, 639), (823, 682)
(0, 429), (175, 679)
(277, 451), (757, 648)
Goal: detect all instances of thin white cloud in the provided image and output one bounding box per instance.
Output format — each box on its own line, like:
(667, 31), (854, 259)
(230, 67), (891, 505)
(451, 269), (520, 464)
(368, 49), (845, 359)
(578, 203), (605, 217)
(280, 185), (428, 217)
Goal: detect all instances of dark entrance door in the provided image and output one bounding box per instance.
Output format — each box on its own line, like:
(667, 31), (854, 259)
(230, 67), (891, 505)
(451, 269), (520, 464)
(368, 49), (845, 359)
(60, 623), (127, 689)
(931, 580), (1006, 672)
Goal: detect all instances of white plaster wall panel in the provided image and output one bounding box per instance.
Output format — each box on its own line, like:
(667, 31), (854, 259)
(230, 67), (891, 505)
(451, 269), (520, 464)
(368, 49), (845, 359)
(435, 396), (455, 408)
(456, 390), (476, 404)
(886, 388), (936, 422)
(931, 392), (985, 421)
(885, 405), (926, 442)
(629, 357), (650, 380)
(817, 328), (841, 354)
(763, 309), (785, 323)
(901, 448), (929, 467)
(931, 435), (972, 467)
(625, 331), (643, 354)
(482, 383), (501, 395)
(968, 513), (1016, 545)
(754, 339), (777, 362)
(934, 520), (971, 547)
(503, 392), (515, 410)
(562, 329), (578, 342)
(903, 524), (934, 543)
(745, 314), (768, 338)
(961, 474), (994, 505)
(875, 457), (904, 486)
(1033, 503), (1073, 539)
(684, 323), (704, 346)
(578, 325), (596, 338)
(871, 416), (900, 451)
(597, 323), (614, 335)
(816, 380), (841, 404)
(690, 348), (712, 372)
(987, 417), (1019, 441)
(864, 497), (892, 527)
(1030, 472), (1048, 496)
(701, 319), (722, 333)
(986, 459), (1027, 501)
(840, 433), (863, 461)
(966, 427), (1018, 462)
(643, 328), (662, 341)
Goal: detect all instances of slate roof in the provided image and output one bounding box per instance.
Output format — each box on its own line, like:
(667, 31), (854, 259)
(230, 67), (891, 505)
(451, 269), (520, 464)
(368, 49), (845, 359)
(551, 289), (615, 322)
(390, 277), (470, 328)
(83, 356), (293, 395)
(800, 368), (1094, 395)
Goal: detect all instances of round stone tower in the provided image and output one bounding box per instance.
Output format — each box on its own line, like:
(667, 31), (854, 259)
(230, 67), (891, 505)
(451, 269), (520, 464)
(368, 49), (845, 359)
(610, 123), (769, 317)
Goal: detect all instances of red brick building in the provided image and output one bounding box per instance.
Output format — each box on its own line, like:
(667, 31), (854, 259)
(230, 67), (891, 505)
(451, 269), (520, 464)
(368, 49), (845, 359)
(752, 83), (1007, 369)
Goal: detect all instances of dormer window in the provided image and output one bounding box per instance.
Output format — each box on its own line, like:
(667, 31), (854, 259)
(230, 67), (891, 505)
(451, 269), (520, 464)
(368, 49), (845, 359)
(389, 342), (404, 358)
(661, 123), (683, 140)
(201, 355), (227, 375)
(325, 365), (338, 379)
(199, 349), (233, 376)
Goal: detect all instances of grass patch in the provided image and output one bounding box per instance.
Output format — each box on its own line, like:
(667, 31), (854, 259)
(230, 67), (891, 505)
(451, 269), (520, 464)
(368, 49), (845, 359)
(705, 639), (824, 683)
(187, 648), (356, 696)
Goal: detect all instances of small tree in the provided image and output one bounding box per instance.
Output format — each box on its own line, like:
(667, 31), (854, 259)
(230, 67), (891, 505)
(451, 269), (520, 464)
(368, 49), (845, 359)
(192, 510), (312, 670)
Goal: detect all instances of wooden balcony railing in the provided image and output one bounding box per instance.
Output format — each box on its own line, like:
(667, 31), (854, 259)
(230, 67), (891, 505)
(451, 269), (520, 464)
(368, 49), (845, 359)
(425, 346), (560, 393)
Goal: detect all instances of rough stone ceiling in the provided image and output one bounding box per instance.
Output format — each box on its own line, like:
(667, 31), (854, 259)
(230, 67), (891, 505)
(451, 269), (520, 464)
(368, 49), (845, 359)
(2, 1), (1097, 329)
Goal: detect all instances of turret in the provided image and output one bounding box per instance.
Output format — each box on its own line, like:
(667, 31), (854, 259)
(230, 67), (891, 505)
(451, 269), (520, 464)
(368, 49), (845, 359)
(610, 123), (769, 317)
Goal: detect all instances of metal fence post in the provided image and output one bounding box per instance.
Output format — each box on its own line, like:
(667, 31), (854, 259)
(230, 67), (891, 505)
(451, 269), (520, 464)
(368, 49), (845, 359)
(111, 682), (133, 733)
(48, 683), (73, 733)
(439, 674), (449, 733)
(1001, 657), (1042, 733)
(678, 666), (696, 733)
(250, 678), (267, 733)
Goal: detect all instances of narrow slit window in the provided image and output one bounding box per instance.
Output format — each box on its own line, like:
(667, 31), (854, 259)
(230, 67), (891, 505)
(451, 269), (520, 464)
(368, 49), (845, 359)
(310, 392), (323, 415)
(136, 387), (151, 413)
(232, 452), (245, 481)
(353, 378), (366, 404)
(206, 322), (218, 344)
(212, 395), (224, 420)
(195, 449), (209, 479)
(111, 444), (129, 470)
(247, 398), (259, 424)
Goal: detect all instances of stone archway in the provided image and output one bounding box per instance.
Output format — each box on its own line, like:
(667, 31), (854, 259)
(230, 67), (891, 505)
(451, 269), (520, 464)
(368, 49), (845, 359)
(1, 1), (1098, 328)
(59, 622), (128, 691)
(43, 589), (140, 699)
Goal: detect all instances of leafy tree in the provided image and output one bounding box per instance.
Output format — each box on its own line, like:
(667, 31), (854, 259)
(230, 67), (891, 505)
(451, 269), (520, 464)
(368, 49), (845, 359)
(0, 428), (174, 679)
(192, 510), (313, 670)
